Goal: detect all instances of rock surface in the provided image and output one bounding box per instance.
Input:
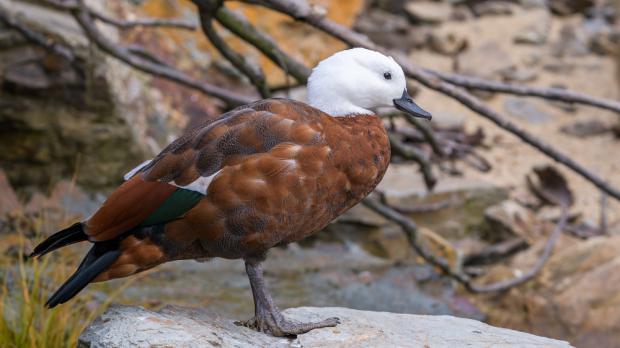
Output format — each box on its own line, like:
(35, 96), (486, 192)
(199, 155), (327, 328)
(474, 234), (620, 347)
(78, 305), (573, 348)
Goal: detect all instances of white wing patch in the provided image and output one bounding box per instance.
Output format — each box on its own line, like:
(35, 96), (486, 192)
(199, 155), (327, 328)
(124, 160), (219, 195)
(123, 160), (152, 181)
(174, 170), (221, 195)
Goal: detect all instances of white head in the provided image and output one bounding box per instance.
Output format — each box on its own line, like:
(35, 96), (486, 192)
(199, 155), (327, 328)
(307, 48), (431, 120)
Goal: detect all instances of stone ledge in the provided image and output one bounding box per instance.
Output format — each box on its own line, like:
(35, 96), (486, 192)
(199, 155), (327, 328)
(78, 305), (573, 348)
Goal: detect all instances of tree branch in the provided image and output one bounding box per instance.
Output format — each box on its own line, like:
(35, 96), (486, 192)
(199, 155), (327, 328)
(363, 196), (569, 293)
(71, 0), (253, 107)
(428, 70), (620, 116)
(388, 133), (437, 190)
(194, 0), (271, 98)
(256, 0), (620, 201)
(208, 1), (312, 83)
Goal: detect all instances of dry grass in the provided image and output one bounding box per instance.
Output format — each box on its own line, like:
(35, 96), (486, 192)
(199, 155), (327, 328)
(0, 216), (132, 348)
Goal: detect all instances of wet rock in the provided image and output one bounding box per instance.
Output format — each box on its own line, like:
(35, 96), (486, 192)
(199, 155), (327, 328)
(503, 98), (553, 124)
(475, 235), (620, 347)
(456, 42), (515, 79)
(560, 120), (611, 137)
(404, 1), (454, 24)
(78, 305), (573, 348)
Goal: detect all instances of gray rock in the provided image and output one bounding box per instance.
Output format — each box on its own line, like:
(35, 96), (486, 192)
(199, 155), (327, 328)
(472, 1), (515, 16)
(552, 24), (592, 57)
(560, 120), (611, 137)
(405, 1), (454, 24)
(514, 26), (549, 45)
(428, 31), (468, 56)
(456, 42), (515, 79)
(78, 305), (574, 348)
(504, 97), (553, 124)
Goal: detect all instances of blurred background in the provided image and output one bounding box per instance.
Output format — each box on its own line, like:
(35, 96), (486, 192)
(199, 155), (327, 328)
(0, 0), (619, 346)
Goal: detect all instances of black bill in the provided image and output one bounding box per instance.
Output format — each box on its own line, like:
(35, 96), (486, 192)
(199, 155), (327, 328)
(393, 90), (432, 120)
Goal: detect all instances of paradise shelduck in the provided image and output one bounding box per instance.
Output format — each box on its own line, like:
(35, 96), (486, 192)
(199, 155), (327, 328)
(31, 47), (431, 336)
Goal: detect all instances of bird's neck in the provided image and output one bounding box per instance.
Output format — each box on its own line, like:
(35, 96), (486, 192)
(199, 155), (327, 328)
(308, 92), (374, 117)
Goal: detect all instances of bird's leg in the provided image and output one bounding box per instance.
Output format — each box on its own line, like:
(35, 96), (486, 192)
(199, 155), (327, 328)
(235, 259), (339, 337)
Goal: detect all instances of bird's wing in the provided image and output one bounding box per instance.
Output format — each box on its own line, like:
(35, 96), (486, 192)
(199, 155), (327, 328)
(84, 99), (327, 242)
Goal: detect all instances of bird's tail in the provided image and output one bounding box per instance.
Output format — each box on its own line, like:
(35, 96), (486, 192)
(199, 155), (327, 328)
(45, 240), (121, 308)
(30, 222), (88, 258)
(44, 223), (177, 308)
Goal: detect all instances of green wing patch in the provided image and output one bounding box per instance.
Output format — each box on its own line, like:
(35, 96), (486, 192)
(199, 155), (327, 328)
(140, 188), (204, 227)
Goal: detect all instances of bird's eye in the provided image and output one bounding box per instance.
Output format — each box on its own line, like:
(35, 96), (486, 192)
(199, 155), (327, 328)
(384, 72), (392, 80)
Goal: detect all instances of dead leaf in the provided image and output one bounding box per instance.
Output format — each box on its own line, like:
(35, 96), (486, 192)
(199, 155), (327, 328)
(526, 165), (574, 207)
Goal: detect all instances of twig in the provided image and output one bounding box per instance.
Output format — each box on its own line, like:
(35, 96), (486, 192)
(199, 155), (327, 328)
(363, 196), (570, 293)
(210, 2), (312, 83)
(126, 45), (171, 67)
(399, 112), (445, 157)
(388, 133), (437, 190)
(463, 237), (529, 267)
(406, 68), (620, 201)
(194, 0), (271, 98)
(258, 0), (620, 201)
(428, 70), (620, 116)
(72, 0), (253, 107)
(469, 205), (568, 293)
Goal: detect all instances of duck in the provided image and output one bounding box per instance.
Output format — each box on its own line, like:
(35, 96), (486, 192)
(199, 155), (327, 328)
(30, 47), (431, 336)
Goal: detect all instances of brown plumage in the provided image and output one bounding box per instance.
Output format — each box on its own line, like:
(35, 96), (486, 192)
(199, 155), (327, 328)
(103, 99), (390, 276)
(32, 48), (432, 336)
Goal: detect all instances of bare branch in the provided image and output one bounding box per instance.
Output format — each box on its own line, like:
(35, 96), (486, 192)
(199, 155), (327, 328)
(428, 70), (620, 116)
(470, 205), (568, 293)
(194, 0), (271, 98)
(388, 133), (437, 190)
(209, 1), (312, 83)
(71, 0), (253, 107)
(363, 196), (569, 293)
(126, 44), (172, 67)
(257, 0), (620, 201)
(399, 112), (445, 157)
(404, 67), (620, 201)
